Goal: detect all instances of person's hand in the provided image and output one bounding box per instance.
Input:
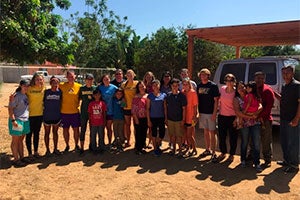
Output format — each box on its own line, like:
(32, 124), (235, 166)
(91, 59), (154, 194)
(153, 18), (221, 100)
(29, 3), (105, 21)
(147, 121), (152, 128)
(211, 113), (216, 121)
(289, 118), (299, 127)
(12, 121), (18, 127)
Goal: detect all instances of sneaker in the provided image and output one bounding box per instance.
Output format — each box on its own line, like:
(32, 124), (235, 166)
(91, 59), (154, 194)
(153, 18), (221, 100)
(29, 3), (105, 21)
(262, 160), (271, 168)
(277, 160), (288, 166)
(53, 149), (61, 155)
(255, 164), (262, 173)
(75, 145), (80, 152)
(199, 149), (212, 158)
(227, 155), (234, 162)
(79, 149), (84, 155)
(44, 150), (51, 157)
(211, 154), (218, 163)
(64, 145), (70, 153)
(154, 149), (161, 157)
(217, 153), (226, 162)
(241, 160), (246, 168)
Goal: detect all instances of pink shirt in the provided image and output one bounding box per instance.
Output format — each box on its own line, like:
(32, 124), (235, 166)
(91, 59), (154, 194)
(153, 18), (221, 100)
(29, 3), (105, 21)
(131, 95), (148, 118)
(219, 86), (236, 116)
(243, 93), (259, 113)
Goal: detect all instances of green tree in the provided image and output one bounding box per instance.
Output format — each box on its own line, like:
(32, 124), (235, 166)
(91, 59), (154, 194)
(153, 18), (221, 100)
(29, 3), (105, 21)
(0, 0), (76, 65)
(67, 0), (133, 69)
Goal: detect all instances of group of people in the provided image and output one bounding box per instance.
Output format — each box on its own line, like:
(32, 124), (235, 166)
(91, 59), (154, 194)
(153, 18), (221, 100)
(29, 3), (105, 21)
(8, 66), (299, 174)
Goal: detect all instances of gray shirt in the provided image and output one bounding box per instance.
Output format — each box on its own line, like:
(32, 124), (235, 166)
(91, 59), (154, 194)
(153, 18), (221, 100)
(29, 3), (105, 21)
(9, 92), (29, 121)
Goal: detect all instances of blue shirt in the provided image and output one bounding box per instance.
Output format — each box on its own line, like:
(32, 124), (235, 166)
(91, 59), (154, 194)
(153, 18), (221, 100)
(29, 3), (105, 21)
(98, 84), (118, 115)
(147, 92), (166, 118)
(112, 97), (125, 120)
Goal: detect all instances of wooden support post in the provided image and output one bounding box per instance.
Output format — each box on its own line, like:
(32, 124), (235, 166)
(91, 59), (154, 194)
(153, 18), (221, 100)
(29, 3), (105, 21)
(235, 46), (241, 58)
(187, 35), (194, 74)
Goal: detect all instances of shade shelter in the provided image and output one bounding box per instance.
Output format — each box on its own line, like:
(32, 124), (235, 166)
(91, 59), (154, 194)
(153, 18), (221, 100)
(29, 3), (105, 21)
(186, 20), (300, 73)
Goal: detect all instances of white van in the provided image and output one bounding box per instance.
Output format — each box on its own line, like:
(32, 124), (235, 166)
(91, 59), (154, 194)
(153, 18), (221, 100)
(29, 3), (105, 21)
(213, 56), (300, 125)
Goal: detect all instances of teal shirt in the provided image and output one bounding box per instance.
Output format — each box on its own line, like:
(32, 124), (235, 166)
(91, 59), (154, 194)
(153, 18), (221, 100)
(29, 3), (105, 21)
(79, 85), (96, 119)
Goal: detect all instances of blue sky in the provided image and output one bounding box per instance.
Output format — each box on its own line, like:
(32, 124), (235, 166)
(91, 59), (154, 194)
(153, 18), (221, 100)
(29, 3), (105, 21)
(54, 0), (300, 38)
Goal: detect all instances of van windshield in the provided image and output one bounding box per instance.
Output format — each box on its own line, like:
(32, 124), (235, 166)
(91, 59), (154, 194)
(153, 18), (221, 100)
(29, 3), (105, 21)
(219, 63), (246, 84)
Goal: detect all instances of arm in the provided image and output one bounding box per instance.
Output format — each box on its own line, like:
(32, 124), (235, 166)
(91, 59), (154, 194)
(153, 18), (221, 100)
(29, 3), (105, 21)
(274, 90), (281, 101)
(146, 98), (152, 127)
(290, 98), (300, 127)
(233, 98), (253, 119)
(211, 96), (219, 121)
(164, 100), (168, 125)
(243, 95), (251, 113)
(259, 89), (275, 119)
(8, 106), (18, 127)
(182, 106), (186, 126)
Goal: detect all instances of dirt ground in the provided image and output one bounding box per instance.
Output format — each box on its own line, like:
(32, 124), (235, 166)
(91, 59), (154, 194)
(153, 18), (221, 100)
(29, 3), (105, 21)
(0, 83), (299, 200)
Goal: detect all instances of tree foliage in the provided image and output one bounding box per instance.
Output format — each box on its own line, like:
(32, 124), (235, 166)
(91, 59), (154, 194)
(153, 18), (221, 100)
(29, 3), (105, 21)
(0, 0), (76, 65)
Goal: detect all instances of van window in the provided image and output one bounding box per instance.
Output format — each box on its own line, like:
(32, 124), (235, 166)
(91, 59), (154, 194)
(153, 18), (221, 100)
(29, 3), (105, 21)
(248, 63), (277, 85)
(219, 63), (246, 84)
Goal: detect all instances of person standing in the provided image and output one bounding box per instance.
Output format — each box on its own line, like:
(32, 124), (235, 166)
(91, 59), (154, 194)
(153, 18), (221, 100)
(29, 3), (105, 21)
(179, 68), (197, 91)
(146, 80), (167, 156)
(254, 71), (275, 167)
(197, 68), (220, 162)
(182, 78), (198, 157)
(131, 81), (148, 155)
(120, 69), (139, 147)
(160, 71), (172, 94)
(8, 80), (30, 167)
(43, 77), (62, 156)
(217, 74), (238, 162)
(98, 74), (118, 147)
(111, 69), (125, 88)
(233, 81), (263, 173)
(88, 90), (107, 153)
(59, 70), (82, 152)
(79, 73), (96, 153)
(276, 65), (300, 173)
(165, 78), (187, 156)
(26, 73), (45, 158)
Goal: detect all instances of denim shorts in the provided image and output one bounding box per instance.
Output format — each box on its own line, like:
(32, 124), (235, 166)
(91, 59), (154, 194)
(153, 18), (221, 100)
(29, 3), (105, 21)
(61, 113), (81, 128)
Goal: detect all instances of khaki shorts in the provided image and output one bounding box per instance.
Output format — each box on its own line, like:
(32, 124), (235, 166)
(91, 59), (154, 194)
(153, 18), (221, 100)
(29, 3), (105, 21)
(167, 120), (184, 137)
(199, 113), (216, 131)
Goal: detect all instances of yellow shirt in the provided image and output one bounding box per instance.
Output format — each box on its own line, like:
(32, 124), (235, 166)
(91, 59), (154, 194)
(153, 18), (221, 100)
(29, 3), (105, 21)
(60, 82), (82, 114)
(121, 80), (138, 110)
(27, 85), (45, 116)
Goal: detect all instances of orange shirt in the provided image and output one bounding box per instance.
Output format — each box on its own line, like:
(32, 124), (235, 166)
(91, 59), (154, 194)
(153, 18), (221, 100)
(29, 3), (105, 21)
(184, 90), (198, 124)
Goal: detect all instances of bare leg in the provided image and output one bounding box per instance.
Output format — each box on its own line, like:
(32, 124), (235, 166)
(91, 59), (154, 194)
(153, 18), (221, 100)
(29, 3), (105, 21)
(210, 130), (217, 154)
(73, 127), (80, 148)
(63, 127), (70, 147)
(124, 115), (132, 145)
(11, 136), (19, 161)
(44, 125), (51, 152)
(106, 120), (113, 145)
(203, 129), (211, 151)
(52, 125), (59, 150)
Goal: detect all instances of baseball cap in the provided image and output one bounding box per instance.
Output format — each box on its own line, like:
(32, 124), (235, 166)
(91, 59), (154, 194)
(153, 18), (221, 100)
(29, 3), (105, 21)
(20, 79), (30, 86)
(85, 73), (94, 80)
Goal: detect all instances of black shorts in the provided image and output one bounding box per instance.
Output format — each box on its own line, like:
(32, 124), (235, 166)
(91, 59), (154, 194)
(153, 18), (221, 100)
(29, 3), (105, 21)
(123, 109), (132, 116)
(43, 119), (61, 126)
